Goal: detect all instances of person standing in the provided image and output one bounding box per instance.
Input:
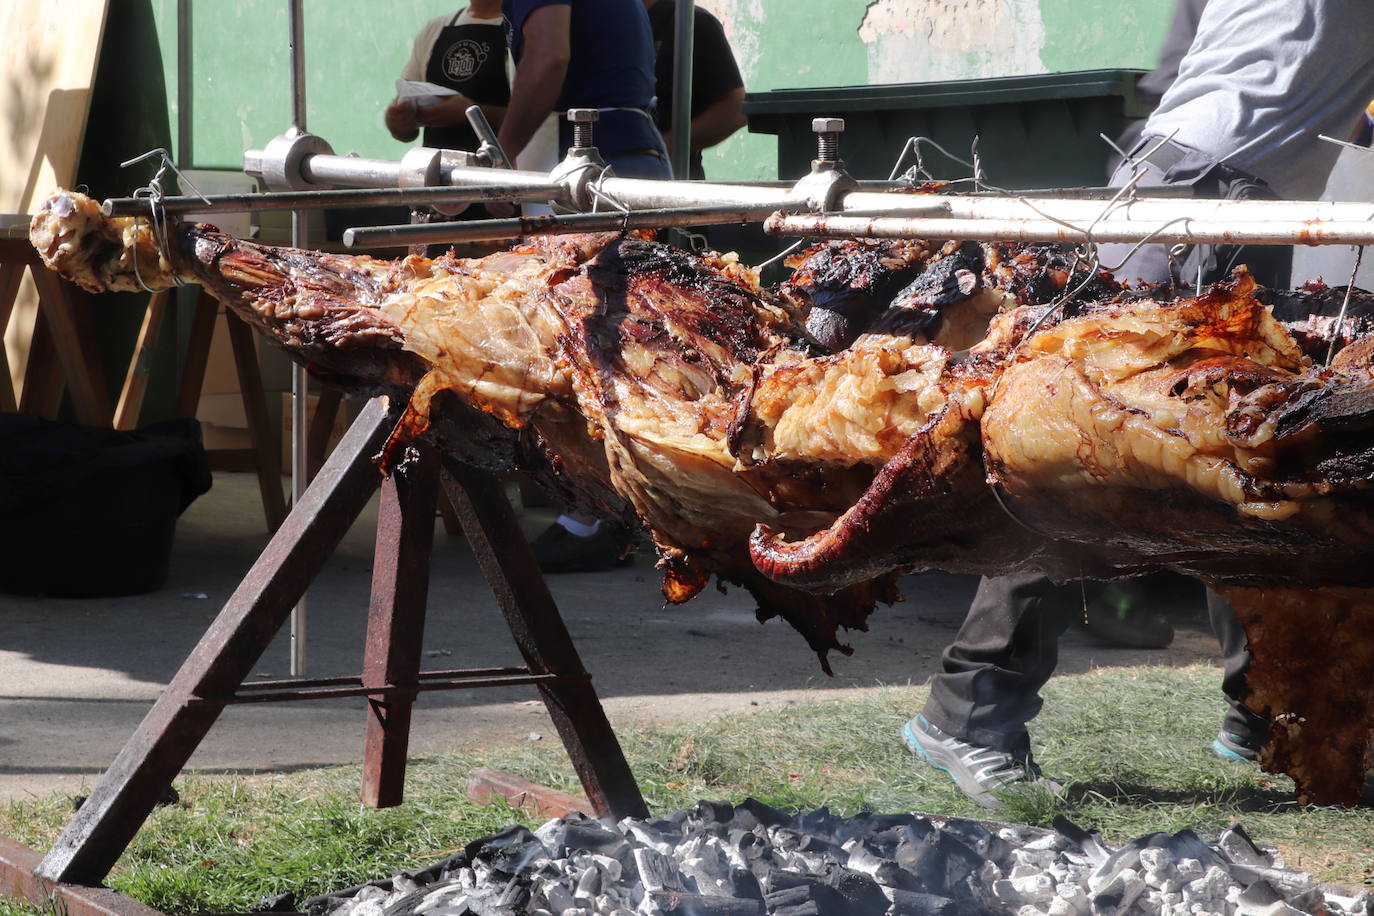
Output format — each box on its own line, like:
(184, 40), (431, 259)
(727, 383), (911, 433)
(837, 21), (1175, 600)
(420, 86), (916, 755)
(643, 0), (746, 180)
(381, 3), (512, 227)
(498, 0), (671, 179)
(385, 2), (511, 152)
(901, 0), (1374, 808)
(498, 0), (670, 572)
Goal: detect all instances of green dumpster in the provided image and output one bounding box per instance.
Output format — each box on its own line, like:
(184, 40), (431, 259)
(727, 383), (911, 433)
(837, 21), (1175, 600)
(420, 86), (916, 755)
(745, 69), (1150, 188)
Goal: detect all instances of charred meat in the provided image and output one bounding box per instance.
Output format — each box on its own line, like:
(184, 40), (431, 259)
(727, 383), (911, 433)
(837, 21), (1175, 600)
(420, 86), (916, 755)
(31, 189), (1374, 804)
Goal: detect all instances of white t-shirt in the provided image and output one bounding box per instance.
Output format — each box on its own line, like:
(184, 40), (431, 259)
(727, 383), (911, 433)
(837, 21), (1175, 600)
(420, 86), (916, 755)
(1145, 0), (1374, 200)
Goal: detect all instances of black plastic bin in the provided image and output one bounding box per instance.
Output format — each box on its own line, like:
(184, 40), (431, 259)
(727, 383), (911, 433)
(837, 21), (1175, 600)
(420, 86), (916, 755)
(0, 415), (212, 598)
(745, 69), (1149, 187)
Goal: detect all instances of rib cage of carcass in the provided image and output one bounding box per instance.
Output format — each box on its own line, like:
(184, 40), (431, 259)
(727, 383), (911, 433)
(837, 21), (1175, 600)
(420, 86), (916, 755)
(29, 190), (1374, 807)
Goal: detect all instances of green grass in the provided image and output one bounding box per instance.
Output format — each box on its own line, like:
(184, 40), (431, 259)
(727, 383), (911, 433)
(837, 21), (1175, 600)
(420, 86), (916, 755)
(0, 903), (53, 916)
(3, 665), (1372, 914)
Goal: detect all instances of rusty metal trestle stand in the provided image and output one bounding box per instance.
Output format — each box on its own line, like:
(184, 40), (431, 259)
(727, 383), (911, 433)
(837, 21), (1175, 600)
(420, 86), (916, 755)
(36, 395), (647, 887)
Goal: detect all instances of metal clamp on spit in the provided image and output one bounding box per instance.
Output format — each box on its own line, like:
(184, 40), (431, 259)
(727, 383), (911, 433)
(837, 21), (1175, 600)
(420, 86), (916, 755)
(466, 104), (514, 171)
(550, 109), (609, 212)
(787, 118), (859, 213)
(246, 127), (337, 192)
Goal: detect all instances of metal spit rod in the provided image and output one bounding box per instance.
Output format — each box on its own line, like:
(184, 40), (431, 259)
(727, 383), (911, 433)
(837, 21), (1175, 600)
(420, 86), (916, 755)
(204, 139), (1374, 249)
(98, 181), (1183, 220)
(767, 212), (1374, 246)
(240, 148), (806, 209)
(109, 178), (1367, 225)
(839, 191), (1374, 223)
(344, 202), (785, 247)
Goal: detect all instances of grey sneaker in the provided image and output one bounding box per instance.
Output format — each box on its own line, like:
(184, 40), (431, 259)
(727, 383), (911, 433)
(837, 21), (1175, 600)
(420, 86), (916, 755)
(902, 714), (1062, 808)
(1212, 728), (1263, 765)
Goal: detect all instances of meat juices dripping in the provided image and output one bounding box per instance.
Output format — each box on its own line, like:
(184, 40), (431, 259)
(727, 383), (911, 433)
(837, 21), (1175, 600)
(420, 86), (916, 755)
(30, 189), (1374, 806)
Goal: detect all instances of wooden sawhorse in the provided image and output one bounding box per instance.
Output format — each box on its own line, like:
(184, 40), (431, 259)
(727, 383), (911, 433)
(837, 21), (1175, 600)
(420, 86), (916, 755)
(36, 395), (647, 887)
(0, 234), (110, 425)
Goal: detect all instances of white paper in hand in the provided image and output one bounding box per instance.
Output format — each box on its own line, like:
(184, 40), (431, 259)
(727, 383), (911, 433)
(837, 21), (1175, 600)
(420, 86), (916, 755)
(394, 79), (459, 107)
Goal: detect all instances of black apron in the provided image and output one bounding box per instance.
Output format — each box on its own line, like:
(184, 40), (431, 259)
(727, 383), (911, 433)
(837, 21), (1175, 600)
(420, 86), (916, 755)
(422, 11), (510, 151)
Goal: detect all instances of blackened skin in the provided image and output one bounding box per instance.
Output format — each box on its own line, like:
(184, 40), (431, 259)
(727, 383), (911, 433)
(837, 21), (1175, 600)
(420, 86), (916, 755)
(869, 242), (985, 338)
(784, 239), (932, 350)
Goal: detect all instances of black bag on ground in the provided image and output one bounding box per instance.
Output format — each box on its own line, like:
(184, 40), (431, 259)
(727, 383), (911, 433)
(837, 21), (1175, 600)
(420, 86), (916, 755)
(0, 414), (212, 597)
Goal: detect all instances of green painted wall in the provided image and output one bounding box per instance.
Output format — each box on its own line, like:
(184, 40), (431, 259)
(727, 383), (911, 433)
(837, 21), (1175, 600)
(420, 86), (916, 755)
(699, 1), (870, 180)
(1036, 0), (1175, 74)
(115, 0), (1177, 182)
(155, 0), (465, 169)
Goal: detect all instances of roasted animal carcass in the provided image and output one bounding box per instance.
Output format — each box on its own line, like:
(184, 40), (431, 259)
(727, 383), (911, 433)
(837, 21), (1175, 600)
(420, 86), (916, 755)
(30, 190), (1374, 805)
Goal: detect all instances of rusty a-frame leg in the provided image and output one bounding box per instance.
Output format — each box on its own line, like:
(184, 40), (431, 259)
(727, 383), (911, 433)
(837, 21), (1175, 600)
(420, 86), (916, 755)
(37, 396), (400, 886)
(439, 458), (648, 821)
(359, 448), (439, 808)
(37, 395), (645, 887)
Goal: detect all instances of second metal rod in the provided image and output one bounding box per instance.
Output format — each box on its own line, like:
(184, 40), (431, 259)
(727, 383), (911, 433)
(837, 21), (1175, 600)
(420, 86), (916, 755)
(344, 202), (783, 247)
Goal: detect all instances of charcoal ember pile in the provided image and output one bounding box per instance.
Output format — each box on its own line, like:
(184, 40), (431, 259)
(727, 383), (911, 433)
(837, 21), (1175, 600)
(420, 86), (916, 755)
(304, 802), (1370, 916)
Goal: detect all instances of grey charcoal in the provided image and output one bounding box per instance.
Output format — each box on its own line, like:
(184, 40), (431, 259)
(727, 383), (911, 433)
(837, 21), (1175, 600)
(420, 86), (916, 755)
(310, 805), (1358, 916)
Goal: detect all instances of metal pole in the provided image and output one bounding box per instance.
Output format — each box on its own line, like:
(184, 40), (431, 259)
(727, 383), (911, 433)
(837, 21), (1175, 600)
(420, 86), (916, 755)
(175, 0), (193, 434)
(343, 202), (784, 247)
(288, 0), (308, 676)
(669, 0), (694, 181)
(176, 0), (191, 168)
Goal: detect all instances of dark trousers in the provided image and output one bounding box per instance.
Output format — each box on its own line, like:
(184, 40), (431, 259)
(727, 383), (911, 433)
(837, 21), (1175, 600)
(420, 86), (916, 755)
(1209, 588), (1268, 740)
(922, 573), (1078, 752)
(922, 574), (1260, 749)
(1096, 137), (1292, 291)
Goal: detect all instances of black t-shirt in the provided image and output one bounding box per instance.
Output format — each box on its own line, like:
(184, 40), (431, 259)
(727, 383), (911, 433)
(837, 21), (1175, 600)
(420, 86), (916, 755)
(648, 0), (744, 178)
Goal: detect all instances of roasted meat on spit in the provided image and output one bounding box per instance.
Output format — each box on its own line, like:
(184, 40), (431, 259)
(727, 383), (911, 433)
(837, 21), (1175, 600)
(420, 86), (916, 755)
(30, 190), (1374, 806)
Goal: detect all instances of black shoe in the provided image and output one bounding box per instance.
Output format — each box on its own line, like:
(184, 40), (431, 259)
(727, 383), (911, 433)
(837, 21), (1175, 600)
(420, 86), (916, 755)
(531, 522), (632, 573)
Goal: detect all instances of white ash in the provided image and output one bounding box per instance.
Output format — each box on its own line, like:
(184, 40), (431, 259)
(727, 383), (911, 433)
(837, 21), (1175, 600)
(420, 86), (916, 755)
(304, 802), (1371, 916)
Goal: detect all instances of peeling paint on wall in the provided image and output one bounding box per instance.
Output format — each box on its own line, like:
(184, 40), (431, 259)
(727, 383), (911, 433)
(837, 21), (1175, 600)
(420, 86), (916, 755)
(697, 0), (870, 181)
(860, 0), (1010, 51)
(860, 0), (1048, 83)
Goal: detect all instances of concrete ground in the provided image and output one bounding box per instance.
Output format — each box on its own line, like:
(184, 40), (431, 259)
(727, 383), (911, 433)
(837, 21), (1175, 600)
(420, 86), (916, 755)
(1, 472), (1225, 804)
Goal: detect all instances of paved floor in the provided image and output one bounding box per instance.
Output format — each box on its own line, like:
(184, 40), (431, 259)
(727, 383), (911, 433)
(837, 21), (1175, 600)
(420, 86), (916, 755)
(1, 472), (1223, 803)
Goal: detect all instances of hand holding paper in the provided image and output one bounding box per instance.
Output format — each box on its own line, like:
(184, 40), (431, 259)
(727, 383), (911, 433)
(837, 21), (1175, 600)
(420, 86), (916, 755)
(394, 79), (460, 108)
